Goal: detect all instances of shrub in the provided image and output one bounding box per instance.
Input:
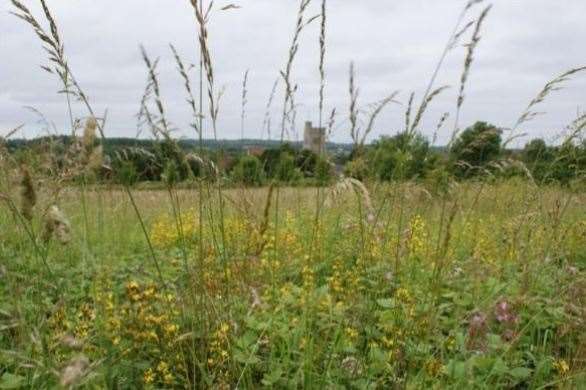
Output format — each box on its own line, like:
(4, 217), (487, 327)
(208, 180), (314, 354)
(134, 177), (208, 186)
(232, 155), (264, 186)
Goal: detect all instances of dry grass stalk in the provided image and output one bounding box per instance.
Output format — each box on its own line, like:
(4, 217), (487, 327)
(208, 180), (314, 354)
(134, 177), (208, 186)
(410, 85), (450, 136)
(20, 165), (36, 222)
(256, 183), (275, 255)
(404, 92), (415, 133)
(318, 0), (327, 130)
(410, 0), (485, 135)
(262, 78), (280, 140)
(241, 69), (250, 140)
(348, 62), (399, 151)
(11, 0), (105, 139)
(432, 112), (450, 145)
(505, 66), (586, 147)
(328, 177), (374, 216)
(140, 46), (170, 136)
(189, 0), (220, 139)
(280, 0), (315, 140)
(348, 62), (359, 148)
(82, 117), (97, 151)
(326, 108), (337, 141)
(362, 92), (400, 146)
(170, 43), (200, 136)
(452, 5), (492, 139)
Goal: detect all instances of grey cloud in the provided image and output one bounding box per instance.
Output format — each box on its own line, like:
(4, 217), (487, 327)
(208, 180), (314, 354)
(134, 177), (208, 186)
(1, 0), (585, 145)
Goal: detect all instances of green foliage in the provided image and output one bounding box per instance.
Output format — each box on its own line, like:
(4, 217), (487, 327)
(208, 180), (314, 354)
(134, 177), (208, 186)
(315, 157), (334, 185)
(275, 152), (300, 183)
(344, 156), (370, 181)
(523, 138), (586, 184)
(369, 132), (436, 180)
(450, 121), (502, 178)
(232, 155), (264, 186)
(523, 138), (555, 183)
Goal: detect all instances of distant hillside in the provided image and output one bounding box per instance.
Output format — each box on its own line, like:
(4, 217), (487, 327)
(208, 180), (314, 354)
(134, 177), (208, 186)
(5, 136), (356, 154)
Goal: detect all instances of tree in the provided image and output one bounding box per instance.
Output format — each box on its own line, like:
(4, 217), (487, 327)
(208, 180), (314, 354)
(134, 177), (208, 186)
(450, 121), (502, 178)
(522, 138), (554, 182)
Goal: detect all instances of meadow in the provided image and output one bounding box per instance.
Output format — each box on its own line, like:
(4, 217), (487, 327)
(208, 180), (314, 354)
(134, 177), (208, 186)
(0, 180), (585, 388)
(1, 0), (586, 388)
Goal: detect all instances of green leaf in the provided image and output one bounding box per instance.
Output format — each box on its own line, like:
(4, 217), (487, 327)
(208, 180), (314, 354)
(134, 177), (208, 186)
(492, 358), (508, 375)
(0, 373), (25, 389)
(509, 367), (532, 380)
(376, 298), (394, 308)
(233, 349), (260, 365)
(261, 367), (283, 386)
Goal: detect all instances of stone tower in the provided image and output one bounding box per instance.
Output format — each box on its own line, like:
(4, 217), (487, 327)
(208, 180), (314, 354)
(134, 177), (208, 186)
(303, 121), (325, 154)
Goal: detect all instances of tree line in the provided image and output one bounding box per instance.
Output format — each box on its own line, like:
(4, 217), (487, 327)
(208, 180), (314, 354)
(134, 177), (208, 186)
(6, 121), (585, 187)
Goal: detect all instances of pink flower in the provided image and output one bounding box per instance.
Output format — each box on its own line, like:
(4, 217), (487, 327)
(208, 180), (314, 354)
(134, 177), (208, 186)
(494, 300), (518, 324)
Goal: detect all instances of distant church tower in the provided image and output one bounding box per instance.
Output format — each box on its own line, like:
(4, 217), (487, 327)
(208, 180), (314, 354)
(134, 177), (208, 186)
(303, 121), (325, 154)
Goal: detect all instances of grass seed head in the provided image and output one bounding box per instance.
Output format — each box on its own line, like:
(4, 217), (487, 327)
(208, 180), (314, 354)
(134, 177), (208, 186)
(20, 165), (36, 222)
(60, 355), (89, 387)
(43, 205), (72, 245)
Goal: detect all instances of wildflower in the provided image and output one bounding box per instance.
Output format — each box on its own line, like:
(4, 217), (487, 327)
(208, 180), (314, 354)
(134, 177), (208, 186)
(157, 361), (170, 374)
(468, 312), (487, 337)
(425, 358), (443, 377)
(395, 288), (411, 301)
(345, 327), (359, 340)
(408, 214), (428, 257)
(126, 281), (141, 301)
(219, 323), (230, 335)
(341, 356), (362, 378)
(494, 300), (517, 324)
(164, 323), (178, 335)
(163, 372), (174, 385)
(467, 312), (488, 350)
(143, 368), (155, 384)
(554, 359), (570, 375)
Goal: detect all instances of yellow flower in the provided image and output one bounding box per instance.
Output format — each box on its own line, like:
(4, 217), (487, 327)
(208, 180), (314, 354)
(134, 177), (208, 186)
(165, 323), (178, 335)
(345, 327), (359, 340)
(143, 368), (155, 384)
(554, 359), (570, 375)
(163, 372), (174, 384)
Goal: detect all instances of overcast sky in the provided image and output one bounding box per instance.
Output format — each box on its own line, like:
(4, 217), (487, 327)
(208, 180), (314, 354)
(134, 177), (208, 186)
(1, 0), (585, 145)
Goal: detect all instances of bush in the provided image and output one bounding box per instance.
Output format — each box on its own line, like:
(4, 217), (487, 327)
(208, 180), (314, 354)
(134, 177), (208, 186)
(344, 156), (370, 181)
(369, 132), (436, 181)
(232, 155), (264, 186)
